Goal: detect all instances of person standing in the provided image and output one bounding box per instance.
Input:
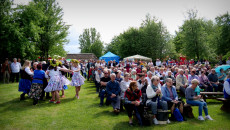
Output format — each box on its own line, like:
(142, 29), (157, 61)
(41, 61), (50, 99)
(18, 58), (22, 69)
(70, 59), (85, 99)
(19, 60), (34, 100)
(11, 58), (21, 82)
(44, 60), (71, 104)
(1, 58), (11, 84)
(87, 60), (92, 81)
(28, 63), (48, 105)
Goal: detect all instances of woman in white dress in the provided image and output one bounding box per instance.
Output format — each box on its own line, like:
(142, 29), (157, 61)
(70, 59), (85, 99)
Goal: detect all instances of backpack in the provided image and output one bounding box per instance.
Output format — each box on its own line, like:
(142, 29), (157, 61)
(142, 109), (152, 126)
(173, 108), (183, 122)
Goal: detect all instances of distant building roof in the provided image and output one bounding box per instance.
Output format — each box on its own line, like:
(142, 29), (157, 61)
(66, 53), (97, 60)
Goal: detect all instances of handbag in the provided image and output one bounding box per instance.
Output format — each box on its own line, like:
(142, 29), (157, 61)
(173, 108), (183, 122)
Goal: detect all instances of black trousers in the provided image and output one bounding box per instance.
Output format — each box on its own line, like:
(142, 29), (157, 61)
(41, 79), (49, 99)
(124, 103), (143, 125)
(11, 72), (19, 82)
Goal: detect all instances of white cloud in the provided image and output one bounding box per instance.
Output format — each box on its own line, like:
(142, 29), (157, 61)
(14, 0), (230, 51)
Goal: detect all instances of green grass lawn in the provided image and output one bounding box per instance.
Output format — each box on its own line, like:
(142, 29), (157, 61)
(0, 81), (230, 130)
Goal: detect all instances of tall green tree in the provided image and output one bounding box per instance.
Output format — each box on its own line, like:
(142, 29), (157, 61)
(105, 14), (174, 61)
(32, 0), (69, 61)
(215, 12), (230, 60)
(174, 10), (216, 60)
(0, 0), (21, 62)
(104, 36), (121, 55)
(79, 28), (104, 58)
(15, 2), (44, 60)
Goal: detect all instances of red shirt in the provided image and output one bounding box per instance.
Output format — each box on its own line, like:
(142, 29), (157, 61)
(179, 61), (184, 65)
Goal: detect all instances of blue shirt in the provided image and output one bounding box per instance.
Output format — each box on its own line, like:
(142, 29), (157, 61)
(188, 75), (199, 85)
(217, 72), (226, 81)
(32, 70), (46, 84)
(106, 80), (120, 96)
(208, 73), (218, 83)
(162, 85), (178, 101)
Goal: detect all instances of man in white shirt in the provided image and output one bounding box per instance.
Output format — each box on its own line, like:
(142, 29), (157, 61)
(148, 61), (154, 67)
(150, 67), (158, 76)
(146, 71), (153, 85)
(11, 58), (21, 82)
(95, 68), (104, 93)
(18, 58), (22, 69)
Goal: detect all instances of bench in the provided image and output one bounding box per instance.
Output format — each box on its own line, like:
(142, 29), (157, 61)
(216, 98), (230, 113)
(200, 92), (224, 101)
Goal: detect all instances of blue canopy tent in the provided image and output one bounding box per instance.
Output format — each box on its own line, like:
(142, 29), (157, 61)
(99, 52), (120, 63)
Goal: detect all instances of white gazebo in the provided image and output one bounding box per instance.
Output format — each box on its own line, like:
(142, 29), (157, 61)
(123, 55), (152, 61)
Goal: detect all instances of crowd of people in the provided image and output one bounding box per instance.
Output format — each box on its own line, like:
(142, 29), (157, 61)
(84, 58), (230, 126)
(1, 57), (230, 126)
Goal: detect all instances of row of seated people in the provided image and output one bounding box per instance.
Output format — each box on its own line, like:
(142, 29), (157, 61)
(95, 69), (215, 126)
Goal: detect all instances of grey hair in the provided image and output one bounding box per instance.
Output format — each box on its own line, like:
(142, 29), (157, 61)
(165, 78), (172, 83)
(131, 69), (136, 74)
(41, 61), (46, 64)
(13, 58), (17, 60)
(33, 62), (38, 66)
(124, 73), (130, 77)
(179, 69), (184, 73)
(110, 73), (116, 77)
(147, 71), (153, 76)
(191, 79), (200, 85)
(151, 76), (158, 84)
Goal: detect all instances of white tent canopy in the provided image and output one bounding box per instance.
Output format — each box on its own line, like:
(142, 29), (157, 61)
(123, 55), (152, 61)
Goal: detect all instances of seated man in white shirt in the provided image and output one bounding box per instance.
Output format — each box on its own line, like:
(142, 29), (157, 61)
(146, 71), (153, 86)
(95, 68), (104, 93)
(156, 59), (162, 67)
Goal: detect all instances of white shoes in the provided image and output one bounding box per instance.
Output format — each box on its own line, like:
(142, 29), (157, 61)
(198, 115), (213, 121)
(198, 116), (205, 121)
(205, 115), (213, 120)
(153, 118), (159, 125)
(167, 119), (171, 124)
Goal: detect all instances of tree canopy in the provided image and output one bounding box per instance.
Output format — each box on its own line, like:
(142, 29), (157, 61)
(79, 28), (104, 58)
(0, 0), (69, 62)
